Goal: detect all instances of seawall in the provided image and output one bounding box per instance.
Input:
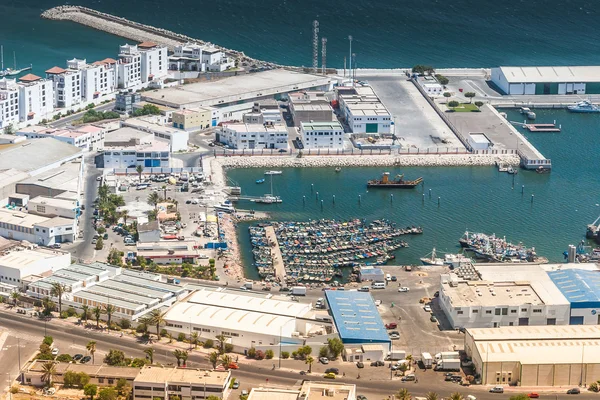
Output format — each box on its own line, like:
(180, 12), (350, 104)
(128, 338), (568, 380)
(41, 5), (285, 70)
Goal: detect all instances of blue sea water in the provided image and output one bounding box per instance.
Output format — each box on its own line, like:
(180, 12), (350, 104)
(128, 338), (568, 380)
(2, 0), (600, 74)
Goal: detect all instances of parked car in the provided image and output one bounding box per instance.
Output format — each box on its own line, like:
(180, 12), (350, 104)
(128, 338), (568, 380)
(52, 243), (61, 249)
(385, 322), (397, 329)
(319, 357), (329, 364)
(389, 331), (400, 340)
(324, 372), (336, 379)
(398, 287), (409, 292)
(358, 286), (370, 292)
(103, 233), (108, 240)
(370, 361), (385, 367)
(489, 386), (504, 393)
(325, 368), (339, 375)
(391, 276), (397, 281)
(527, 394), (539, 399)
(228, 363), (239, 369)
(374, 299), (382, 306)
(51, 348), (59, 356)
(232, 381), (240, 389)
(356, 362), (364, 368)
(357, 396), (368, 400)
(73, 354), (83, 361)
(401, 374), (416, 382)
(424, 305), (432, 312)
(430, 315), (438, 323)
(81, 356), (91, 363)
(567, 389), (580, 395)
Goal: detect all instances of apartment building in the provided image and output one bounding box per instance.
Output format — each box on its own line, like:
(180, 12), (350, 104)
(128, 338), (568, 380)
(103, 127), (171, 168)
(0, 78), (20, 129)
(172, 108), (213, 130)
(17, 124), (106, 152)
(300, 121), (345, 149)
(138, 42), (168, 83)
(218, 123), (288, 150)
(117, 43), (167, 89)
(17, 74), (53, 125)
(168, 42), (234, 72)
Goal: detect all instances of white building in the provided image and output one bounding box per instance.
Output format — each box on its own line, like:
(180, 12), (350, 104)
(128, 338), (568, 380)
(416, 75), (444, 97)
(468, 132), (492, 151)
(243, 101), (282, 124)
(168, 43), (234, 73)
(121, 118), (189, 152)
(248, 381), (357, 400)
(45, 62), (82, 109)
(136, 241), (205, 264)
(0, 78), (20, 129)
(490, 66), (600, 95)
(27, 196), (79, 219)
(300, 121), (345, 149)
(103, 127), (171, 169)
(338, 86), (392, 134)
(117, 43), (167, 89)
(0, 246), (70, 285)
(138, 42), (168, 83)
(0, 208), (76, 246)
(16, 124), (106, 152)
(17, 74), (53, 125)
(218, 123), (288, 150)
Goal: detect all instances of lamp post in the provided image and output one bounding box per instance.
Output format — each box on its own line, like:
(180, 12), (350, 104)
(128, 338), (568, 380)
(348, 36), (353, 84)
(278, 326), (282, 369)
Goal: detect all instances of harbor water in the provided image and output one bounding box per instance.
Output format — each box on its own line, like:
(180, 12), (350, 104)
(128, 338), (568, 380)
(229, 109), (600, 280)
(2, 0), (600, 74)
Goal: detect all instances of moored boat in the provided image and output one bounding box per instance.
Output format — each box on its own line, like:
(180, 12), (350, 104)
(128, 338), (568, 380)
(264, 170), (282, 175)
(256, 178), (265, 184)
(567, 100), (600, 113)
(367, 172), (423, 188)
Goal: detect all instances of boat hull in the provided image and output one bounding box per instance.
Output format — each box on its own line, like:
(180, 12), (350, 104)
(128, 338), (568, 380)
(367, 183), (420, 188)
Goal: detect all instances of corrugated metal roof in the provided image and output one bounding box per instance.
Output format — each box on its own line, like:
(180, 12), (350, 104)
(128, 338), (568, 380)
(498, 66), (600, 84)
(547, 269), (600, 305)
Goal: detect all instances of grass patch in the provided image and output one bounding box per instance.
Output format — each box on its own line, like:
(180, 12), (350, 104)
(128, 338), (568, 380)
(451, 103), (479, 112)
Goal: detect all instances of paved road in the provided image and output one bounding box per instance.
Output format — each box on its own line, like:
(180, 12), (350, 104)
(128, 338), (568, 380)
(48, 102), (116, 128)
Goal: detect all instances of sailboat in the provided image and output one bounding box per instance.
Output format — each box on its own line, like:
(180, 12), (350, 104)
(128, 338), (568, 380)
(0, 46), (32, 77)
(420, 248), (445, 266)
(252, 174), (282, 204)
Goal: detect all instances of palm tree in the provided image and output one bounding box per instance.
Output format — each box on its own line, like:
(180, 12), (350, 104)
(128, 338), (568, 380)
(92, 306), (102, 328)
(42, 297), (55, 315)
(121, 210), (129, 226)
(305, 356), (314, 373)
(173, 349), (186, 367)
(220, 354), (232, 369)
(397, 388), (411, 400)
(148, 309), (167, 340)
(208, 351), (219, 369)
(136, 165), (144, 182)
(190, 332), (199, 349)
(147, 192), (160, 210)
(144, 348), (155, 364)
(162, 185), (167, 201)
(103, 304), (116, 330)
(40, 362), (56, 387)
(10, 291), (19, 306)
(81, 305), (89, 323)
(86, 341), (97, 364)
(215, 334), (227, 354)
(426, 392), (439, 400)
(98, 183), (109, 202)
(50, 282), (70, 314)
(450, 393), (464, 400)
(180, 350), (189, 367)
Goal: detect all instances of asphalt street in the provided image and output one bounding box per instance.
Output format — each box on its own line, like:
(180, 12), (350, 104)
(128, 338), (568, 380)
(48, 102), (116, 128)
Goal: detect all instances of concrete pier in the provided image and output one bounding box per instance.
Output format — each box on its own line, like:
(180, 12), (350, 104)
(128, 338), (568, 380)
(264, 226), (285, 283)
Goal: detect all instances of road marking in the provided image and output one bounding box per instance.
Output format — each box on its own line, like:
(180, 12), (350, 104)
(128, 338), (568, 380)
(0, 331), (8, 352)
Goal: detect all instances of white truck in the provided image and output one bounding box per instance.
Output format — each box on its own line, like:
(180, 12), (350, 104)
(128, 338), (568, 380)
(434, 358), (461, 371)
(434, 351), (460, 361)
(291, 286), (307, 296)
(421, 352), (433, 369)
(386, 350), (407, 361)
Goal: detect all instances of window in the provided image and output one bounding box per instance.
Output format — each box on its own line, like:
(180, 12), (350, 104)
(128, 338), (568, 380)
(457, 311), (463, 315)
(521, 308), (527, 312)
(472, 309), (478, 313)
(502, 308), (508, 316)
(98, 378), (104, 384)
(485, 310), (492, 314)
(510, 309), (517, 314)
(533, 309), (542, 313)
(495, 308), (501, 315)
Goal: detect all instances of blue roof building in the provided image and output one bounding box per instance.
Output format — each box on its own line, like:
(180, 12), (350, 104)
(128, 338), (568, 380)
(324, 290), (391, 349)
(547, 269), (600, 309)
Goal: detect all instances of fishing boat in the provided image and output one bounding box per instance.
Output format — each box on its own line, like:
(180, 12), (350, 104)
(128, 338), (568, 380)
(567, 100), (600, 113)
(507, 166), (518, 175)
(367, 172), (423, 188)
(264, 170), (282, 175)
(497, 163), (508, 173)
(420, 248), (445, 266)
(536, 166), (551, 174)
(335, 167), (342, 173)
(214, 200), (235, 213)
(0, 46), (31, 77)
(458, 231), (545, 263)
(256, 178), (265, 184)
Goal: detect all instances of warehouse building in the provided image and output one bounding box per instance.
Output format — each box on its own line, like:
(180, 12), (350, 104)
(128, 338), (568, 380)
(465, 325), (600, 387)
(163, 289), (319, 350)
(324, 290), (391, 350)
(491, 66), (600, 95)
(248, 381), (357, 400)
(0, 245), (70, 285)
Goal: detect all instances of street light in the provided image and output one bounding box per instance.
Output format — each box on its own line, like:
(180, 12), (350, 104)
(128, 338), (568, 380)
(278, 326), (282, 369)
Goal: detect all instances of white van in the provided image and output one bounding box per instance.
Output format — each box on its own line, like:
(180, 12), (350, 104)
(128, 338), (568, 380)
(372, 282), (386, 289)
(385, 273), (392, 281)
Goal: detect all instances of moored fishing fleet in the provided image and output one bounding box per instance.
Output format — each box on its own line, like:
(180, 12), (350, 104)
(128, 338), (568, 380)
(249, 219), (423, 284)
(459, 231), (547, 263)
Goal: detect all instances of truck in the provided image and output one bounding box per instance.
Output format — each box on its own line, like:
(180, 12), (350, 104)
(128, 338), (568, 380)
(434, 351), (460, 361)
(291, 286), (307, 296)
(434, 359), (461, 372)
(421, 352), (433, 369)
(386, 350), (407, 361)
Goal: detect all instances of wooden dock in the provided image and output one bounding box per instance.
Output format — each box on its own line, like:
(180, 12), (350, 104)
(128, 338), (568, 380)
(264, 226), (285, 283)
(524, 123), (561, 132)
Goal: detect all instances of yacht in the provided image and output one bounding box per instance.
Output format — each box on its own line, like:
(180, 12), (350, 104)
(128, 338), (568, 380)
(264, 170), (282, 175)
(252, 195), (282, 204)
(214, 200), (235, 213)
(567, 100), (600, 113)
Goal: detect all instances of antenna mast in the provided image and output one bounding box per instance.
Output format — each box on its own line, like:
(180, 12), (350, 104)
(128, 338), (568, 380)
(321, 38), (327, 74)
(312, 20), (319, 73)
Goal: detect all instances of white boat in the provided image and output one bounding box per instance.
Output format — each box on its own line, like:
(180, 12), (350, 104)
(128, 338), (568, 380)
(214, 200), (235, 213)
(264, 170), (282, 175)
(520, 107), (536, 120)
(444, 254), (472, 269)
(253, 174), (283, 204)
(420, 248), (445, 266)
(0, 46), (31, 77)
(567, 100), (600, 113)
(497, 164), (508, 172)
(507, 166), (518, 175)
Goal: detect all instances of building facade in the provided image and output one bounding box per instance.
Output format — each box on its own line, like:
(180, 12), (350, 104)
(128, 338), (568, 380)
(0, 247), (70, 285)
(0, 78), (20, 129)
(218, 123), (288, 150)
(17, 124), (106, 152)
(300, 121), (345, 149)
(338, 86), (392, 134)
(138, 42), (168, 83)
(172, 108), (212, 130)
(17, 74), (53, 125)
(0, 208), (76, 246)
(491, 66), (600, 95)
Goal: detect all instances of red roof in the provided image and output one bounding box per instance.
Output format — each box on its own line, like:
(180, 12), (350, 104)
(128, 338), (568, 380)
(19, 74), (42, 82)
(138, 41), (158, 49)
(45, 66), (66, 74)
(92, 58), (118, 66)
(27, 112), (35, 116)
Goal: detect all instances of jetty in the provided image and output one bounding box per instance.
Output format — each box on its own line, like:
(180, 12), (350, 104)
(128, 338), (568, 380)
(264, 226), (285, 283)
(41, 6), (283, 70)
(510, 121), (561, 132)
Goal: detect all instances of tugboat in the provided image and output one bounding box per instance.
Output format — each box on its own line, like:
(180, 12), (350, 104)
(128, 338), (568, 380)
(367, 172), (423, 188)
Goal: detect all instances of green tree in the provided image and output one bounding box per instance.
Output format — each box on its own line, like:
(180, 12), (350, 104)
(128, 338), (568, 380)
(95, 237), (104, 250)
(136, 165), (144, 182)
(173, 349), (187, 367)
(474, 101), (484, 108)
(412, 65), (434, 75)
(319, 347), (328, 358)
(148, 309), (167, 340)
(81, 305), (90, 323)
(50, 282), (71, 314)
(509, 395), (530, 400)
(40, 361), (56, 387)
(281, 351), (290, 359)
(144, 347), (155, 364)
(3, 125), (15, 135)
(435, 74), (449, 85)
(426, 392), (439, 400)
(86, 341), (97, 364)
(104, 349), (127, 366)
(247, 347), (256, 358)
(63, 370), (78, 388)
(464, 92), (476, 103)
(397, 388), (411, 400)
(84, 384), (98, 400)
(147, 192), (160, 209)
(116, 378), (129, 396)
(103, 304), (116, 329)
(10, 291), (19, 306)
(206, 396), (221, 400)
(56, 354), (73, 362)
(443, 92), (451, 99)
(97, 387), (118, 400)
(121, 210), (129, 226)
(450, 393), (464, 400)
(130, 358), (148, 367)
(265, 349), (274, 359)
(208, 351), (219, 369)
(78, 372), (90, 387)
(305, 355), (314, 373)
(326, 338), (344, 359)
(190, 332), (199, 349)
(133, 104), (161, 117)
(448, 100), (460, 108)
(92, 306), (102, 328)
(42, 297), (55, 315)
(220, 354), (232, 369)
(215, 333), (227, 354)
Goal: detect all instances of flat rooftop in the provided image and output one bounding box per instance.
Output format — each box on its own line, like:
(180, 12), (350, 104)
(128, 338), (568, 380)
(301, 381), (356, 400)
(248, 389), (300, 400)
(324, 290), (390, 345)
(122, 117), (183, 134)
(469, 133), (491, 144)
(104, 127), (153, 144)
(497, 66), (600, 83)
(73, 290), (146, 311)
(134, 366), (229, 386)
(301, 121), (343, 131)
(223, 123), (288, 133)
(442, 280), (543, 307)
(17, 160), (82, 196)
(0, 139), (82, 173)
(0, 208), (51, 228)
(29, 196), (77, 209)
(0, 248), (67, 270)
(467, 325), (600, 342)
(142, 69), (331, 108)
(292, 103), (332, 111)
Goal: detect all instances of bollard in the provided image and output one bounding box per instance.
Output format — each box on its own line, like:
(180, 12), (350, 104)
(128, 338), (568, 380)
(321, 199), (324, 210)
(316, 191), (319, 200)
(311, 183), (314, 193)
(429, 188), (432, 198)
(422, 194), (425, 203)
(358, 194), (361, 205)
(332, 195), (335, 204)
(390, 194), (394, 203)
(531, 194), (534, 203)
(521, 185), (524, 195)
(438, 197), (441, 207)
(303, 195), (306, 205)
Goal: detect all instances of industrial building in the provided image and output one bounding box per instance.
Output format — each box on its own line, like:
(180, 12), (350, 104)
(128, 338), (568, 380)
(300, 121), (345, 149)
(465, 325), (600, 387)
(288, 91), (334, 127)
(337, 86), (392, 134)
(16, 124), (106, 152)
(324, 290), (391, 350)
(172, 108), (214, 130)
(247, 381), (356, 400)
(439, 263), (600, 329)
(218, 123), (288, 150)
(491, 66), (600, 95)
(25, 360), (140, 388)
(120, 117), (189, 152)
(136, 241), (206, 264)
(163, 289), (321, 350)
(0, 244), (70, 285)
(0, 207), (77, 246)
(102, 127), (171, 169)
(0, 138), (83, 176)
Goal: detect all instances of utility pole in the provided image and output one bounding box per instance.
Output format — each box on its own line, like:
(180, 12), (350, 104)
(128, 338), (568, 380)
(352, 53), (357, 82)
(348, 36), (353, 84)
(278, 326), (282, 369)
(321, 38), (327, 75)
(312, 20), (319, 73)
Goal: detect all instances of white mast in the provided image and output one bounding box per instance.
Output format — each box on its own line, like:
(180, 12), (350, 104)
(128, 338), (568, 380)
(1, 45), (3, 71)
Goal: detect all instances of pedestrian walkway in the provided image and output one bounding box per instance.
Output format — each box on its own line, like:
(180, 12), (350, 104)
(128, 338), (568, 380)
(264, 226), (285, 283)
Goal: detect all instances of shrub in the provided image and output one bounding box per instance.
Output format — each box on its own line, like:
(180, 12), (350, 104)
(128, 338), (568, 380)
(130, 358), (148, 367)
(474, 101), (484, 108)
(448, 100), (459, 108)
(177, 333), (186, 342)
(319, 347), (329, 358)
(95, 237), (104, 250)
(247, 347), (256, 358)
(43, 336), (53, 346)
(589, 382), (599, 393)
(265, 349), (274, 359)
(119, 319), (131, 329)
(281, 351), (290, 359)
(160, 328), (168, 337)
(10, 385), (19, 394)
(136, 324), (148, 334)
(203, 339), (214, 348)
(97, 227), (106, 234)
(224, 343), (234, 353)
(60, 311), (69, 319)
(435, 74), (449, 85)
(56, 354), (73, 362)
(291, 351), (298, 359)
(66, 307), (77, 317)
(255, 350), (265, 360)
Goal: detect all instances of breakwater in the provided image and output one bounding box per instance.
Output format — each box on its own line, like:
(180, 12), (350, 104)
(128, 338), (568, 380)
(41, 5), (283, 70)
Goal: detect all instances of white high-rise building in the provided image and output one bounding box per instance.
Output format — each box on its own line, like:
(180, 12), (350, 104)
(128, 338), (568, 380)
(117, 43), (168, 89)
(0, 78), (20, 129)
(138, 42), (167, 83)
(117, 44), (142, 89)
(17, 74), (53, 125)
(45, 63), (82, 109)
(168, 42), (234, 72)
